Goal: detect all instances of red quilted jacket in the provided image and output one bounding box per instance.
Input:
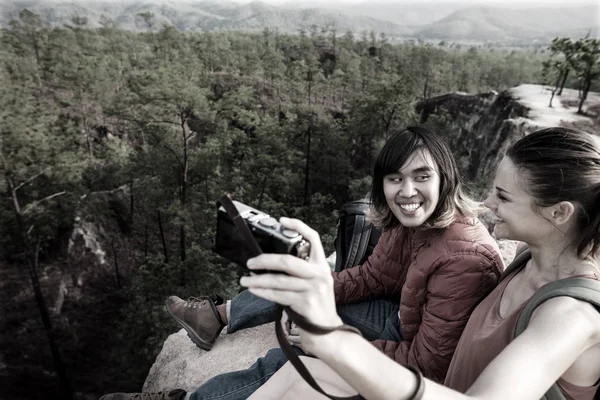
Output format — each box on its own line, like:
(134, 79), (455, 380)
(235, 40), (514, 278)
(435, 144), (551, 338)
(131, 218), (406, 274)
(332, 214), (504, 383)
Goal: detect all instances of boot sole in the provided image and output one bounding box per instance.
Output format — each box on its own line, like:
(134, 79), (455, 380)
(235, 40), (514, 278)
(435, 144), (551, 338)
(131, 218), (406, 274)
(165, 300), (215, 351)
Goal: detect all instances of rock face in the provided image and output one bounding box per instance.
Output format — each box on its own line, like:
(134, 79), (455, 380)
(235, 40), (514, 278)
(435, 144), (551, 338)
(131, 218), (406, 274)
(143, 324), (279, 392)
(417, 89), (529, 185)
(416, 84), (600, 186)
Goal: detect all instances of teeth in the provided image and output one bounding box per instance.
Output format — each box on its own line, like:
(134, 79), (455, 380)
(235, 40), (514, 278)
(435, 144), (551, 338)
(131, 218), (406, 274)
(400, 203), (420, 211)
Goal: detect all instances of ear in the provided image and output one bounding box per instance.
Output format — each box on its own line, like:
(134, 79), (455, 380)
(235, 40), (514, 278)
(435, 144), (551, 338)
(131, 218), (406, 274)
(546, 201), (576, 226)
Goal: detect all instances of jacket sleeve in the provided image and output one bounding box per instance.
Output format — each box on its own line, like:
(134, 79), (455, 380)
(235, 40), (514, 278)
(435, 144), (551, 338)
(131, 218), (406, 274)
(332, 228), (410, 305)
(370, 253), (501, 383)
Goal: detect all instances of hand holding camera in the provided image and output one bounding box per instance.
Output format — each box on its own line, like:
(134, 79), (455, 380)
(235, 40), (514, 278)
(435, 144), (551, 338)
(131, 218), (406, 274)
(215, 200), (310, 273)
(214, 197), (344, 353)
(240, 217), (344, 353)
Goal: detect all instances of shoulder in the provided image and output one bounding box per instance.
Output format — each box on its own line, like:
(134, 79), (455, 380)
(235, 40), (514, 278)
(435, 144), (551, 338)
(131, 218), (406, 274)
(377, 225), (405, 248)
(531, 296), (600, 341)
(426, 216), (502, 268)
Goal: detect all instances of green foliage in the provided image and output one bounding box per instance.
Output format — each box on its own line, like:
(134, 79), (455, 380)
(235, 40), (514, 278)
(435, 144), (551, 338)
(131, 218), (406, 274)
(545, 36), (600, 111)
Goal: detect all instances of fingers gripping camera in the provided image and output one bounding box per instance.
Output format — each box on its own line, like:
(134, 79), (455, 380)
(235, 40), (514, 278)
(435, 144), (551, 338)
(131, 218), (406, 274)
(215, 200), (310, 271)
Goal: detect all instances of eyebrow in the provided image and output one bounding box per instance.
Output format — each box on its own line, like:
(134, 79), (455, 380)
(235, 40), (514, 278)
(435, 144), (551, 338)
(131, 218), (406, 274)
(496, 186), (511, 195)
(393, 165), (435, 175)
(412, 166), (434, 174)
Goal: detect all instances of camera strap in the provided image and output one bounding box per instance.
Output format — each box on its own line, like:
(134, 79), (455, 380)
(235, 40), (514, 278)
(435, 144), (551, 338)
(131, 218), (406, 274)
(217, 194), (364, 400)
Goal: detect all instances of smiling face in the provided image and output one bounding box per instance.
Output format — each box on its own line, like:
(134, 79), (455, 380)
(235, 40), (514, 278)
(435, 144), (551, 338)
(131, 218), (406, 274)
(484, 157), (553, 242)
(383, 150), (441, 229)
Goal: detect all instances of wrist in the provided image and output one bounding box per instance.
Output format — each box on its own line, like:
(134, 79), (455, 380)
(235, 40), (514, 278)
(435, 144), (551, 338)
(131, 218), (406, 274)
(305, 329), (345, 358)
(308, 317), (362, 358)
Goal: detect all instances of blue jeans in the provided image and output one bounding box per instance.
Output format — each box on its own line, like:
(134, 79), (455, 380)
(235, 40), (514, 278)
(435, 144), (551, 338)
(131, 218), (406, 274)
(188, 290), (400, 400)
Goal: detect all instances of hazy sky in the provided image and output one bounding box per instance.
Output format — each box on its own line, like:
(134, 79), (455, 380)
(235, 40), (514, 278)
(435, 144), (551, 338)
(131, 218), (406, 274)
(239, 0), (597, 4)
(50, 0), (597, 4)
(17, 0), (600, 9)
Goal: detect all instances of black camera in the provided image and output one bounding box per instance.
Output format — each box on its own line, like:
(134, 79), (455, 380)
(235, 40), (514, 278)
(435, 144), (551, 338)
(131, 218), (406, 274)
(214, 200), (310, 272)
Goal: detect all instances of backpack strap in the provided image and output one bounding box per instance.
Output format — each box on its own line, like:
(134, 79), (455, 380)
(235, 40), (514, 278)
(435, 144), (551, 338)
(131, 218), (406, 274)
(345, 213), (371, 269)
(514, 277), (600, 400)
(499, 248), (532, 282)
(335, 200), (380, 272)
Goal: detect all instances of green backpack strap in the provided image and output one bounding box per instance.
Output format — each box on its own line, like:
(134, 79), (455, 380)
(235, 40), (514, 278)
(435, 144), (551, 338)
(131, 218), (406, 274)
(514, 277), (600, 400)
(499, 248), (532, 282)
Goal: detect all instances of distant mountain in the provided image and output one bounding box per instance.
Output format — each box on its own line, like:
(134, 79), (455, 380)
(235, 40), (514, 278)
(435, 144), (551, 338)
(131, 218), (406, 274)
(0, 0), (413, 35)
(344, 1), (464, 27)
(0, 0), (597, 43)
(414, 6), (598, 41)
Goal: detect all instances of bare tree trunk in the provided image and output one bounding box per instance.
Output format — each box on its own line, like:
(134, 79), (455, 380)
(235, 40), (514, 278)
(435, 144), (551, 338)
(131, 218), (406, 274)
(111, 240), (121, 288)
(83, 118), (93, 158)
(549, 70), (563, 107)
(257, 171), (269, 210)
(157, 209), (168, 263)
(558, 69), (569, 96)
(331, 28), (337, 71)
(129, 179), (134, 222)
(179, 119), (189, 263)
(205, 179), (210, 205)
(383, 106), (397, 135)
(578, 78), (592, 114)
(179, 215), (186, 263)
(1, 164), (73, 399)
(144, 222), (149, 259)
(307, 71), (313, 108)
(303, 124), (312, 207)
(31, 239), (73, 399)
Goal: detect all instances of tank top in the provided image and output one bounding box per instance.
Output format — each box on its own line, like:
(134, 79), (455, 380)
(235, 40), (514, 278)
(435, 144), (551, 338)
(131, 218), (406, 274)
(444, 263), (600, 400)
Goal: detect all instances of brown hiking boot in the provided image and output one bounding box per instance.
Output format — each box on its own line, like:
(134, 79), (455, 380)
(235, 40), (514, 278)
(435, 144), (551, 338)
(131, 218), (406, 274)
(165, 295), (226, 351)
(99, 389), (186, 400)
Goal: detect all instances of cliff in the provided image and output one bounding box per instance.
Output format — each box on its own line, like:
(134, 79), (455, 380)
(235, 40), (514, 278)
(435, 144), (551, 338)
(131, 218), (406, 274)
(417, 84), (600, 186)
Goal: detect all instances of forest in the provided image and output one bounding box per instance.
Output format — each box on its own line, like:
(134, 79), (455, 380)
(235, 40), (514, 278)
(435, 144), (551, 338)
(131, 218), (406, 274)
(0, 9), (597, 400)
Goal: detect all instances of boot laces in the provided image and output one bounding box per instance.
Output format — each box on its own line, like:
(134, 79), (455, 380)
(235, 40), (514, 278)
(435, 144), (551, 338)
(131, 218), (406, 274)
(183, 296), (225, 326)
(185, 296), (209, 308)
(130, 392), (169, 400)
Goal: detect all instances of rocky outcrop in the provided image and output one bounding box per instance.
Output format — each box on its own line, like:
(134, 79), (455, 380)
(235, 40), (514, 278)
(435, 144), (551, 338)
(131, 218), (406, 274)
(66, 185), (132, 289)
(416, 84), (600, 186)
(417, 89), (531, 185)
(143, 324), (279, 392)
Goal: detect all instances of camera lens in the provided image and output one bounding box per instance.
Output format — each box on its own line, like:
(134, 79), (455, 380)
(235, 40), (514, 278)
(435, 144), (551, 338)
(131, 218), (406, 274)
(281, 229), (299, 238)
(259, 217), (278, 227)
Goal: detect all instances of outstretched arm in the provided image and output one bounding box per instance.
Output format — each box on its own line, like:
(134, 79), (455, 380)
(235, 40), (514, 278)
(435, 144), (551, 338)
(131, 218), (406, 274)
(309, 296), (599, 400)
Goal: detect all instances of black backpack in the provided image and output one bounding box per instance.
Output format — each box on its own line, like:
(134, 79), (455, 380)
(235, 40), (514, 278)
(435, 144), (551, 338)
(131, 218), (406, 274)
(334, 199), (382, 272)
